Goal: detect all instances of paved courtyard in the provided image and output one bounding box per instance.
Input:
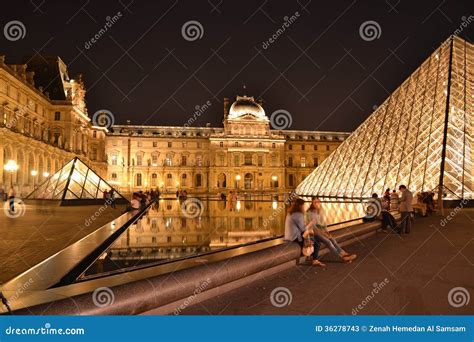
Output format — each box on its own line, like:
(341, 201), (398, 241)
(0, 201), (125, 284)
(182, 208), (474, 315)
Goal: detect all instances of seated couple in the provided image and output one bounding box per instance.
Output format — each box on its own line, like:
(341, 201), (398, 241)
(284, 198), (357, 268)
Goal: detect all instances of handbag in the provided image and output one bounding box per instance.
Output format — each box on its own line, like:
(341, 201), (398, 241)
(302, 236), (314, 256)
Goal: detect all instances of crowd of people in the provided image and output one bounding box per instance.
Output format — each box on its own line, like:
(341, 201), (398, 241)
(284, 184), (431, 268)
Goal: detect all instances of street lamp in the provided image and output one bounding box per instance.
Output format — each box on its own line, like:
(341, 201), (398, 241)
(235, 174), (241, 190)
(4, 160), (18, 186)
(43, 171), (50, 178)
(271, 175), (278, 189)
(31, 170), (38, 189)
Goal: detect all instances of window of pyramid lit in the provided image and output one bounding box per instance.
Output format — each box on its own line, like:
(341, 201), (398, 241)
(297, 36), (473, 200)
(27, 157), (125, 204)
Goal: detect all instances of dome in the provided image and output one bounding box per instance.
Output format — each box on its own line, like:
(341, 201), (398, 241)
(228, 95), (266, 119)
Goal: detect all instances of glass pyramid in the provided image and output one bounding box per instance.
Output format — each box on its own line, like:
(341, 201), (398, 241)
(297, 36), (473, 200)
(27, 157), (125, 204)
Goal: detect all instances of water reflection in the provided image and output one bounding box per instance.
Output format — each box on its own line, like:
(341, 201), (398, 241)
(83, 195), (369, 277)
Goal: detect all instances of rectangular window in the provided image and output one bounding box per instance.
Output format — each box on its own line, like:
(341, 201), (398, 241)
(182, 142), (187, 148)
(181, 156), (187, 166)
(153, 141), (158, 147)
(136, 154), (143, 166)
(137, 141), (142, 147)
(313, 157), (318, 167)
(196, 156), (202, 167)
(272, 143), (276, 148)
(168, 142), (172, 148)
(197, 142), (202, 148)
(244, 154), (252, 165)
(111, 155), (118, 165)
(220, 142), (224, 147)
(314, 145), (317, 150)
(326, 145), (330, 151)
(166, 157), (172, 166)
(111, 172), (117, 180)
(300, 157), (306, 167)
(288, 157), (293, 167)
(219, 155), (225, 166)
(152, 154), (158, 165)
(234, 154), (240, 166)
(301, 145), (305, 150)
(91, 148), (98, 160)
(93, 131), (97, 138)
(257, 155), (263, 166)
(289, 144), (292, 150)
(54, 111), (60, 121)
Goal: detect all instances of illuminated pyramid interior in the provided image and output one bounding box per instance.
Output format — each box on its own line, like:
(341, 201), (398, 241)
(27, 157), (126, 205)
(297, 36), (473, 200)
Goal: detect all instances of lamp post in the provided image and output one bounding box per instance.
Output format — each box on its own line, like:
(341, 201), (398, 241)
(235, 174), (241, 190)
(4, 160), (18, 187)
(271, 175), (278, 189)
(43, 171), (50, 178)
(31, 170), (38, 189)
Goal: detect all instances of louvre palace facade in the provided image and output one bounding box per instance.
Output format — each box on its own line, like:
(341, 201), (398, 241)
(0, 54), (348, 196)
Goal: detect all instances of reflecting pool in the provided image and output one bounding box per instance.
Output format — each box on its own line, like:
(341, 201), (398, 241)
(81, 195), (369, 278)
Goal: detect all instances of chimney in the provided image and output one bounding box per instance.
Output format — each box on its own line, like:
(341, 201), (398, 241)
(223, 97), (230, 117)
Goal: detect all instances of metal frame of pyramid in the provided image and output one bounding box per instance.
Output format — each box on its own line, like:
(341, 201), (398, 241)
(26, 157), (128, 206)
(297, 36), (473, 201)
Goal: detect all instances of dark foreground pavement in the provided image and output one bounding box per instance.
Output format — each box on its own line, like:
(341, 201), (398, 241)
(182, 208), (474, 315)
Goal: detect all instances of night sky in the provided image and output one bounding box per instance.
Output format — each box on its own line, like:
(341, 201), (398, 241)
(1, 0), (472, 132)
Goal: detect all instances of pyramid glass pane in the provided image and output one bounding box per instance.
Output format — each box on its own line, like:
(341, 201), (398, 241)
(26, 157), (124, 203)
(297, 36), (473, 200)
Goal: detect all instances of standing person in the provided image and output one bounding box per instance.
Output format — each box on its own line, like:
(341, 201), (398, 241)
(383, 188), (391, 210)
(284, 198), (325, 267)
(306, 198), (356, 263)
(398, 185), (413, 234)
(109, 189), (116, 209)
(7, 186), (15, 213)
(0, 186), (4, 202)
(390, 189), (399, 210)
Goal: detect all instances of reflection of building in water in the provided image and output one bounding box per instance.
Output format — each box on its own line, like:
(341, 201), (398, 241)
(107, 198), (285, 263)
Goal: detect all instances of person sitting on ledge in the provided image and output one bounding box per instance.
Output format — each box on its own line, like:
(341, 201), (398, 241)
(306, 198), (357, 263)
(284, 198), (325, 268)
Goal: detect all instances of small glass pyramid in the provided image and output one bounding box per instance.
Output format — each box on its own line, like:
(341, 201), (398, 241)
(297, 36), (473, 200)
(27, 157), (125, 204)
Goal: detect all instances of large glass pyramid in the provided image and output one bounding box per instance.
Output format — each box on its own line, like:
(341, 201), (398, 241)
(27, 157), (126, 204)
(297, 36), (473, 200)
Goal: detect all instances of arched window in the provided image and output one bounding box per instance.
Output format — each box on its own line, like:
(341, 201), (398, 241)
(151, 173), (157, 186)
(166, 173), (173, 186)
(136, 173), (142, 187)
(217, 173), (226, 188)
